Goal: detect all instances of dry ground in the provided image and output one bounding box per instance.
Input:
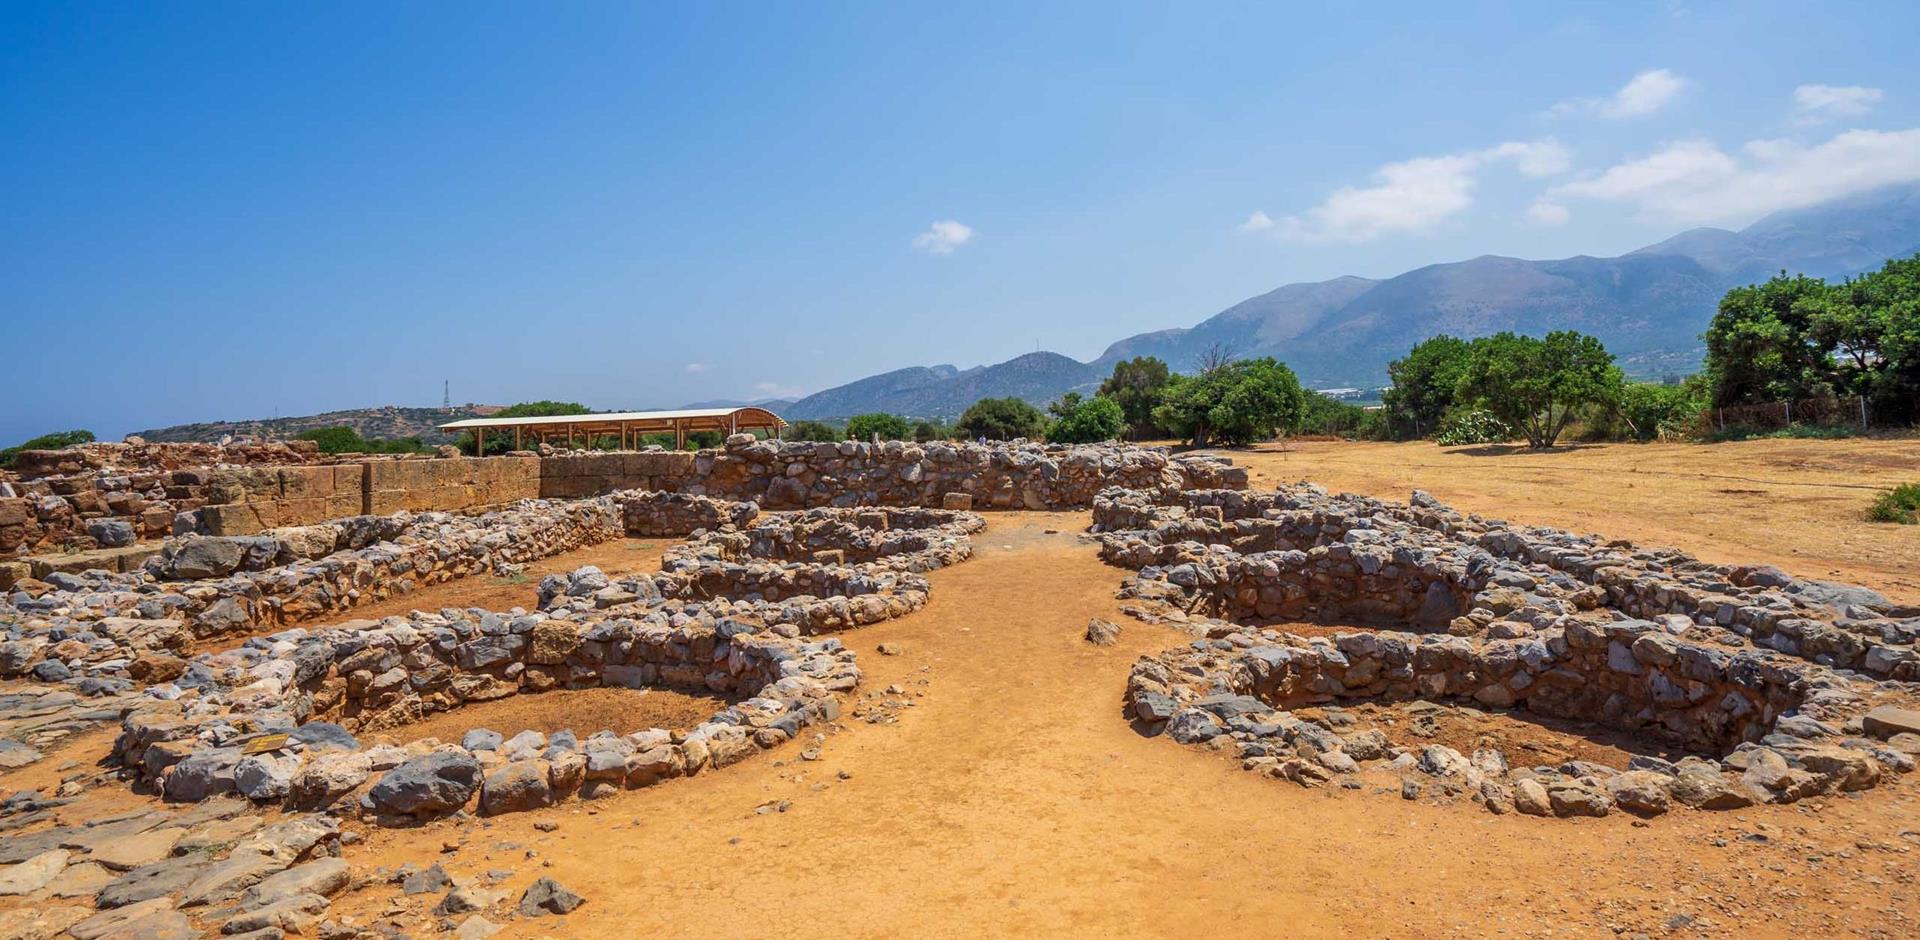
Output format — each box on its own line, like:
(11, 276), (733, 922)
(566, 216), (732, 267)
(1208, 437), (1920, 604)
(8, 439), (1920, 939)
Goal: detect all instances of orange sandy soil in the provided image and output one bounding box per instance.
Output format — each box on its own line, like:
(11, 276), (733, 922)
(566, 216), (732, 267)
(317, 509), (1918, 940)
(9, 442), (1920, 939)
(369, 686), (730, 747)
(327, 536), (672, 623)
(1208, 438), (1920, 604)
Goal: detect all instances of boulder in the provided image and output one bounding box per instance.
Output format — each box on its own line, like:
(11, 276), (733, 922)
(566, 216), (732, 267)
(518, 877), (586, 916)
(480, 761), (553, 816)
(365, 751), (483, 817)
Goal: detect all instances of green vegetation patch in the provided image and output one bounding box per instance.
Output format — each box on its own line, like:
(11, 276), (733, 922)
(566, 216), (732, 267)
(1866, 483), (1920, 524)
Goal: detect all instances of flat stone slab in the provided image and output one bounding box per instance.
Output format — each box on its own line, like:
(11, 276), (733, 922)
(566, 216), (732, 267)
(90, 826), (185, 872)
(0, 848), (70, 895)
(47, 860), (116, 898)
(1863, 705), (1920, 739)
(98, 857), (211, 908)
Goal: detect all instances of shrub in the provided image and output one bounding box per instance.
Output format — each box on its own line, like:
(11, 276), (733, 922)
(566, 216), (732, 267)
(1046, 394), (1125, 443)
(1866, 483), (1920, 524)
(911, 420), (952, 443)
(0, 429), (95, 468)
(844, 413), (913, 442)
(786, 420), (841, 442)
(1097, 356), (1173, 440)
(1455, 331), (1623, 448)
(1706, 423), (1862, 443)
(1298, 393), (1378, 439)
(294, 426), (429, 455)
(956, 397), (1047, 441)
(1434, 410), (1515, 446)
(1152, 357), (1306, 448)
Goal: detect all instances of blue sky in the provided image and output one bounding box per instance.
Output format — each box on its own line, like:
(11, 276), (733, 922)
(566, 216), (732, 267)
(5, 1), (1918, 443)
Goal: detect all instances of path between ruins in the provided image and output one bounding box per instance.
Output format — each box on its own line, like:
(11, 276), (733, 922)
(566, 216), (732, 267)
(335, 512), (1920, 939)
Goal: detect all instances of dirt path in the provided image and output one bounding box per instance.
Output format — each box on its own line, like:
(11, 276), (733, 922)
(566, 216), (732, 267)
(1215, 439), (1920, 603)
(339, 513), (1920, 939)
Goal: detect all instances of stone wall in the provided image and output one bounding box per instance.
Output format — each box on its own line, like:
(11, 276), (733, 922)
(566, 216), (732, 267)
(111, 606), (859, 818)
(6, 439), (1240, 556)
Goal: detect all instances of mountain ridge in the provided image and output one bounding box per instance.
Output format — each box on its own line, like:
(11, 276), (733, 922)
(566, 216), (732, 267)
(779, 182), (1920, 419)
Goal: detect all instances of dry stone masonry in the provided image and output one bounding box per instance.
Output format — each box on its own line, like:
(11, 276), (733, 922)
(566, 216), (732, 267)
(1099, 483), (1920, 819)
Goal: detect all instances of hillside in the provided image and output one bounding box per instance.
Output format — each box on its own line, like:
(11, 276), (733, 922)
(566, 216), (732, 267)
(134, 405), (500, 445)
(777, 182), (1920, 417)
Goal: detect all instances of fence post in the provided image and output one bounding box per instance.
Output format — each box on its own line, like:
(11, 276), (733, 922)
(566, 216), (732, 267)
(1861, 396), (1869, 429)
(1784, 400), (1792, 425)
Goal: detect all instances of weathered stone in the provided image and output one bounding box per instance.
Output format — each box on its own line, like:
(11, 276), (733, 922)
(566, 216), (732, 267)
(365, 751), (482, 817)
(0, 848), (70, 894)
(480, 761), (553, 815)
(517, 876), (586, 916)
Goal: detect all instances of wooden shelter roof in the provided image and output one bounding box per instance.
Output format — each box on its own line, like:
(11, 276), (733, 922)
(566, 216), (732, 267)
(437, 407), (785, 433)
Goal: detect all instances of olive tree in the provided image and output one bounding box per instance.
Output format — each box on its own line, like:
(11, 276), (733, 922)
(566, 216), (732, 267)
(1455, 331), (1623, 448)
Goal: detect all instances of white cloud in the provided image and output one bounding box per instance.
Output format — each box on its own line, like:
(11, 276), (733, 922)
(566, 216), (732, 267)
(1792, 84), (1884, 124)
(911, 220), (973, 255)
(1545, 127), (1920, 225)
(1276, 139), (1570, 242)
(1525, 200), (1570, 226)
(1238, 210), (1275, 232)
(1486, 139), (1574, 177)
(1550, 69), (1687, 119)
(684, 362), (710, 374)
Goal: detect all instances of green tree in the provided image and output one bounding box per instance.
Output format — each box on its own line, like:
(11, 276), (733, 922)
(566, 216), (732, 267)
(1298, 392), (1375, 439)
(956, 397), (1047, 441)
(911, 420), (952, 443)
(1046, 393), (1125, 443)
(1096, 356), (1172, 440)
(1151, 357), (1307, 448)
(1815, 254), (1920, 423)
(1455, 331), (1624, 448)
(1383, 335), (1473, 438)
(1703, 272), (1834, 406)
(1614, 379), (1708, 441)
(844, 413), (912, 441)
(296, 426), (368, 454)
(0, 429), (95, 468)
(786, 420), (841, 442)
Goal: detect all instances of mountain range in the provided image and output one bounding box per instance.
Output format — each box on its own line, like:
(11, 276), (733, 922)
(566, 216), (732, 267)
(775, 182), (1920, 420)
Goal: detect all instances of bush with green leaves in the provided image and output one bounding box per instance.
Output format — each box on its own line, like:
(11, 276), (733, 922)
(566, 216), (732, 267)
(956, 397), (1047, 441)
(0, 429), (95, 468)
(1383, 335), (1473, 439)
(1096, 356), (1172, 440)
(1045, 393), (1124, 443)
(1866, 483), (1920, 524)
(1455, 331), (1623, 449)
(1705, 253), (1920, 424)
(294, 426), (429, 455)
(1615, 380), (1708, 441)
(844, 413), (913, 442)
(911, 420), (952, 443)
(1297, 393), (1384, 439)
(786, 420), (841, 442)
(1433, 410), (1515, 446)
(1151, 357), (1306, 448)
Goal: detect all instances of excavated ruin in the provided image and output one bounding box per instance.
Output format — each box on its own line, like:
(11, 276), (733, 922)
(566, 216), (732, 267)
(1095, 484), (1920, 818)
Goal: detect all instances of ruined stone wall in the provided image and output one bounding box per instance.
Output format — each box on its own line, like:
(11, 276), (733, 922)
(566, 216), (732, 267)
(6, 438), (1240, 557)
(112, 607), (859, 816)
